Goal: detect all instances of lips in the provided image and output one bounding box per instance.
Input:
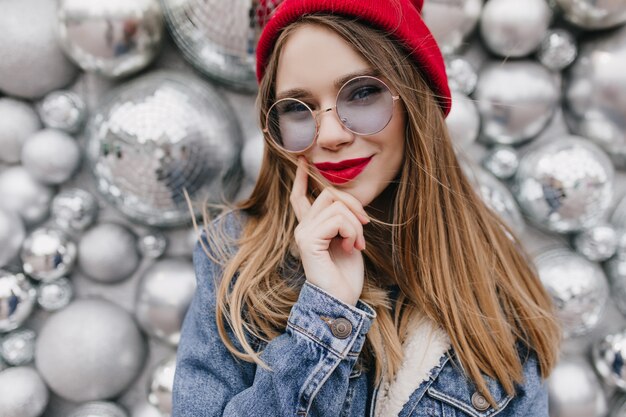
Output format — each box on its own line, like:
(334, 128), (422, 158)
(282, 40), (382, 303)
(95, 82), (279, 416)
(313, 156), (373, 184)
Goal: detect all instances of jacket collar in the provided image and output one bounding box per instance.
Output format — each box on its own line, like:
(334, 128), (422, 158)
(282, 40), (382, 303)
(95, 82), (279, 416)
(373, 314), (451, 417)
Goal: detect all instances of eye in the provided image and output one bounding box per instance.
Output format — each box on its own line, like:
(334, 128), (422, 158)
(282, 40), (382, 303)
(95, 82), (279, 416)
(350, 85), (382, 101)
(278, 100), (309, 114)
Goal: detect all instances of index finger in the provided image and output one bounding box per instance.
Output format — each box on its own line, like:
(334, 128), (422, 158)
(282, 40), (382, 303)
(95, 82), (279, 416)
(326, 187), (370, 224)
(290, 157), (312, 222)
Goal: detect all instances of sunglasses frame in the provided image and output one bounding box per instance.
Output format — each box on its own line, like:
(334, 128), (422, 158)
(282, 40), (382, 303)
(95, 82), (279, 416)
(262, 75), (401, 154)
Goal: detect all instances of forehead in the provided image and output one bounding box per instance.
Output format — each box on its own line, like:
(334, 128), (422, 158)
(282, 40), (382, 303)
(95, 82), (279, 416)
(275, 23), (373, 98)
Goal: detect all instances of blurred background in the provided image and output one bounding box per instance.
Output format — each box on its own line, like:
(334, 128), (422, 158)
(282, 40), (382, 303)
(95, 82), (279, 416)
(0, 0), (626, 416)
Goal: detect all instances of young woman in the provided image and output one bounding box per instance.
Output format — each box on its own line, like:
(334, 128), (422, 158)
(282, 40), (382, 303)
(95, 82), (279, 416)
(172, 1), (561, 416)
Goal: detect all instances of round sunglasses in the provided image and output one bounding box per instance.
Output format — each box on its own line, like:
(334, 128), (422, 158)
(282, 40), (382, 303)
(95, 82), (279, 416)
(263, 75), (401, 153)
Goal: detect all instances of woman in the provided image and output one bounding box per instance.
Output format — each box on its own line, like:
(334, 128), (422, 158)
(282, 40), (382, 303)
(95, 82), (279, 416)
(172, 0), (561, 416)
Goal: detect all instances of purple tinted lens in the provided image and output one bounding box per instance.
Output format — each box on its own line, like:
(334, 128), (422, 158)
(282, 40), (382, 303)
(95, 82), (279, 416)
(267, 99), (315, 152)
(337, 77), (394, 135)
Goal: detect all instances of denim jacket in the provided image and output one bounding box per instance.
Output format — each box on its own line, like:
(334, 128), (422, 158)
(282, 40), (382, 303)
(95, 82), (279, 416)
(172, 211), (549, 417)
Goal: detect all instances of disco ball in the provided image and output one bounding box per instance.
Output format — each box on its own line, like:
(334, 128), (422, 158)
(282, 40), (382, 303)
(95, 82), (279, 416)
(86, 71), (243, 227)
(554, 0), (626, 30)
(514, 136), (614, 233)
(161, 0), (260, 92)
(475, 61), (560, 146)
(0, 98), (41, 164)
(461, 161), (525, 236)
(57, 0), (164, 78)
(147, 355), (176, 414)
(0, 270), (36, 333)
(446, 90), (480, 150)
(564, 25), (626, 169)
(534, 248), (609, 337)
(21, 227), (77, 283)
(38, 90), (87, 134)
(593, 329), (626, 391)
(68, 401), (128, 417)
(537, 29), (578, 71)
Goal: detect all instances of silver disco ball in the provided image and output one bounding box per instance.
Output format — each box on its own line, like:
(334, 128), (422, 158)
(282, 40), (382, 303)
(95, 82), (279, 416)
(474, 61), (560, 146)
(514, 136), (614, 233)
(161, 0), (260, 92)
(0, 270), (36, 333)
(564, 25), (626, 169)
(57, 0), (164, 78)
(462, 161), (525, 236)
(446, 90), (480, 151)
(147, 355), (176, 415)
(554, 0), (626, 30)
(21, 227), (77, 283)
(422, 0), (483, 55)
(537, 29), (578, 71)
(38, 90), (87, 134)
(593, 329), (626, 391)
(534, 248), (609, 338)
(86, 71), (243, 227)
(68, 401), (129, 417)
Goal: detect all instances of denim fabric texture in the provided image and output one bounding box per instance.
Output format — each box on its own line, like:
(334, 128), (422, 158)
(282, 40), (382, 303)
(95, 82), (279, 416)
(172, 211), (549, 417)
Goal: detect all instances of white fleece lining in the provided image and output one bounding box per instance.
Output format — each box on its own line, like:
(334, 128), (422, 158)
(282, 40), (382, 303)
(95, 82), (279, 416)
(374, 315), (451, 417)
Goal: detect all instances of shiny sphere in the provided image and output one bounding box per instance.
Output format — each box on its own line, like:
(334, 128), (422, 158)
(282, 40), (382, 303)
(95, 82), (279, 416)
(564, 25), (626, 169)
(57, 0), (164, 78)
(445, 56), (478, 95)
(35, 298), (147, 402)
(37, 277), (74, 312)
(0, 271), (37, 333)
(21, 128), (81, 185)
(51, 188), (99, 233)
(462, 162), (525, 236)
(0, 367), (49, 417)
(135, 259), (196, 345)
(573, 223), (618, 262)
(161, 0), (259, 91)
(0, 0), (78, 98)
(137, 230), (168, 259)
(0, 208), (26, 268)
(0, 98), (41, 164)
(422, 0), (482, 55)
(21, 227), (77, 282)
(482, 146), (519, 180)
(480, 0), (552, 57)
(514, 136), (613, 233)
(475, 61), (560, 145)
(537, 29), (578, 71)
(446, 90), (480, 150)
(0, 328), (36, 366)
(0, 167), (54, 227)
(242, 133), (264, 183)
(68, 401), (129, 417)
(39, 90), (87, 134)
(78, 223), (140, 284)
(534, 248), (609, 337)
(554, 0), (626, 30)
(593, 329), (626, 391)
(86, 71), (242, 227)
(147, 355), (176, 414)
(548, 357), (607, 417)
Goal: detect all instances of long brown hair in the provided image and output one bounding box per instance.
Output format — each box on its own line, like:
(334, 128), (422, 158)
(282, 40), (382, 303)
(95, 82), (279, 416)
(198, 14), (560, 407)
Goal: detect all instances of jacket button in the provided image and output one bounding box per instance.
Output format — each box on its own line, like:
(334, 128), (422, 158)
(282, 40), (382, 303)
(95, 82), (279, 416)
(330, 318), (352, 339)
(471, 392), (490, 411)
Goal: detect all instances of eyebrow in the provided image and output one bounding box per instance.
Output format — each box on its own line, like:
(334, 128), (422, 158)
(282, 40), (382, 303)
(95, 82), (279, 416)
(275, 68), (381, 101)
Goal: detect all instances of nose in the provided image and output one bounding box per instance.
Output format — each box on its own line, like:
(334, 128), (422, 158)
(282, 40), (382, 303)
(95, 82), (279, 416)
(315, 106), (354, 151)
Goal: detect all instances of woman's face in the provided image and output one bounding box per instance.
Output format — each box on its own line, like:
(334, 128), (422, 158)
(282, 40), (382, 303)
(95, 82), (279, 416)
(274, 24), (406, 207)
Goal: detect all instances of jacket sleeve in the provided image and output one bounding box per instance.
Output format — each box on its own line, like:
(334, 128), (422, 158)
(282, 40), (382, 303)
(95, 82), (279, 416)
(172, 230), (376, 417)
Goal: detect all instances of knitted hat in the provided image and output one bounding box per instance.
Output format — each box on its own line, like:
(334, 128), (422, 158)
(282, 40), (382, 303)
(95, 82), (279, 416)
(255, 0), (452, 116)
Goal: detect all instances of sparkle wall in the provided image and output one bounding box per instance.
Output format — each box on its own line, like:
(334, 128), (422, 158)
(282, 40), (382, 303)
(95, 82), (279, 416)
(1, 0), (626, 416)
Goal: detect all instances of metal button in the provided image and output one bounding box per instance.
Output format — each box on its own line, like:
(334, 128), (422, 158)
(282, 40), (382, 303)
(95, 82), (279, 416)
(330, 317), (352, 339)
(471, 392), (490, 411)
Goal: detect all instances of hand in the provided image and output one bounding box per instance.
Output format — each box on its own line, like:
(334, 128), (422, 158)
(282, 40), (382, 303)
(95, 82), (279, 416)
(290, 157), (370, 306)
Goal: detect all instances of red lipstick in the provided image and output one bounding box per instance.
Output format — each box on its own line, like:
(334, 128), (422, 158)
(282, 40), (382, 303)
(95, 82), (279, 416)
(313, 156), (373, 184)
